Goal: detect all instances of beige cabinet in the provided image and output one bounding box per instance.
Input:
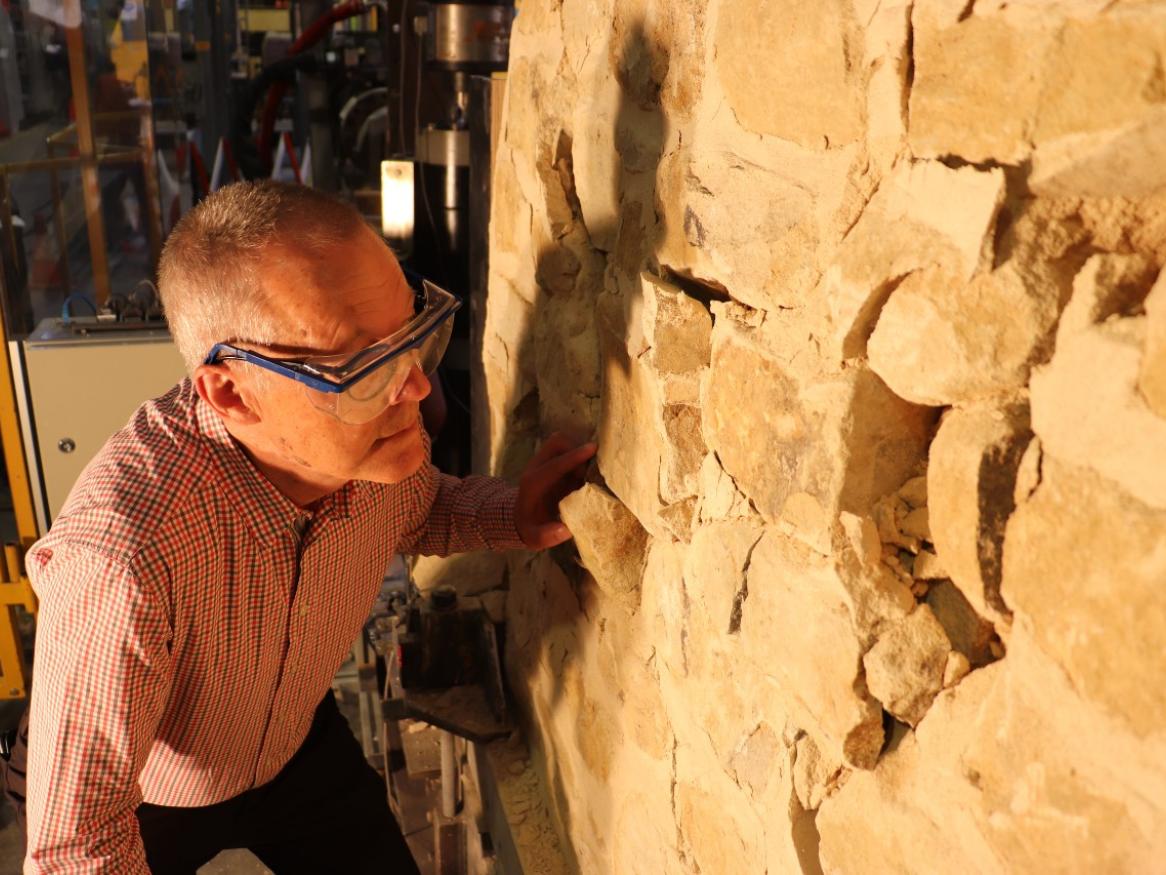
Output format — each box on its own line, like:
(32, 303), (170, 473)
(15, 320), (188, 528)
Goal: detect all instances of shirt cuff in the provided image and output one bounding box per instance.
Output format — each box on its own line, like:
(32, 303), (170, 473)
(482, 483), (526, 551)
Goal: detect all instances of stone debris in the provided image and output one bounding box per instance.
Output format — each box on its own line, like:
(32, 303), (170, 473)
(792, 732), (844, 811)
(897, 476), (928, 509)
(899, 507), (931, 543)
(863, 605), (953, 727)
(943, 651), (972, 688)
(839, 512), (882, 569)
(558, 484), (649, 614)
(925, 580), (998, 668)
(912, 549), (947, 581)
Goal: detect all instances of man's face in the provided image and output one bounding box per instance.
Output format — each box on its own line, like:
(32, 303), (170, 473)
(234, 227), (431, 487)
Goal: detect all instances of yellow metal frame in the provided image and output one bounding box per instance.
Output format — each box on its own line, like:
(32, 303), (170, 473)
(0, 268), (39, 699)
(0, 17), (164, 700)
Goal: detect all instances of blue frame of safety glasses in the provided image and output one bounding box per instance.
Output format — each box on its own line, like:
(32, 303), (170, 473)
(202, 279), (462, 395)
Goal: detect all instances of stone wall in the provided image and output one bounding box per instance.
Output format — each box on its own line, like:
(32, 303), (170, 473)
(480, 1), (1166, 872)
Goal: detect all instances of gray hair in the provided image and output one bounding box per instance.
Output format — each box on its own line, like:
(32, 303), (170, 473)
(158, 180), (367, 373)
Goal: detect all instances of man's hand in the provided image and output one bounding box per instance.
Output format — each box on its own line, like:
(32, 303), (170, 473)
(516, 433), (597, 549)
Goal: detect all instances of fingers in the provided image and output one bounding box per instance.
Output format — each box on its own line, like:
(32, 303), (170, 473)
(523, 521), (573, 550)
(528, 432), (578, 468)
(526, 441), (597, 486)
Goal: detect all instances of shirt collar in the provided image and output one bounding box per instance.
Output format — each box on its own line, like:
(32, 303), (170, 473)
(193, 388), (367, 544)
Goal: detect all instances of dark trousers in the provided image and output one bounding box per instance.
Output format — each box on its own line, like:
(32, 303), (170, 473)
(4, 692), (419, 875)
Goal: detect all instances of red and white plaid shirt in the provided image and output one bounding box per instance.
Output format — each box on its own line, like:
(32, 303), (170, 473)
(23, 380), (522, 873)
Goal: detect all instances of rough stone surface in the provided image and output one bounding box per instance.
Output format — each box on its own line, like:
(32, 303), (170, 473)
(1055, 253), (1158, 344)
(559, 484), (649, 614)
(411, 552), (508, 596)
(1143, 270), (1166, 419)
(863, 605), (952, 727)
(867, 261), (1062, 406)
(1031, 316), (1166, 510)
(714, 0), (863, 148)
(927, 405), (1033, 621)
(704, 312), (936, 536)
(740, 531), (885, 770)
(925, 580), (997, 668)
(1003, 458), (1166, 737)
(823, 161), (1005, 361)
(484, 0), (1166, 870)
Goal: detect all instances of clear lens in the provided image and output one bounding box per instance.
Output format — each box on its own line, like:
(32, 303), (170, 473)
(304, 307), (455, 424)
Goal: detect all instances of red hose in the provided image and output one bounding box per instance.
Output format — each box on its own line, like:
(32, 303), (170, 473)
(257, 1), (370, 172)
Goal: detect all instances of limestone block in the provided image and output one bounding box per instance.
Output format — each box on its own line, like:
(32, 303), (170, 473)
(728, 722), (783, 801)
(912, 548), (946, 580)
(1031, 317), (1166, 509)
(739, 530), (885, 769)
(863, 0), (912, 174)
(824, 627), (1166, 873)
(696, 453), (755, 523)
(1055, 253), (1158, 347)
(897, 475), (927, 508)
(960, 631), (1166, 872)
(676, 782), (765, 875)
(908, 8), (1057, 163)
(839, 512), (882, 569)
(655, 144), (855, 313)
(927, 404), (1033, 620)
(704, 313), (935, 533)
(714, 0), (863, 148)
(559, 484), (649, 614)
(911, 6), (1166, 167)
(1031, 109), (1166, 198)
(1139, 269), (1166, 419)
(925, 580), (997, 668)
(597, 274), (712, 537)
(868, 261), (1062, 406)
(900, 507), (930, 542)
(1031, 13), (1166, 142)
(864, 605), (952, 727)
(411, 552), (507, 597)
(488, 147), (536, 291)
(596, 331), (675, 538)
(611, 788), (683, 875)
(1002, 458), (1166, 737)
(641, 271), (713, 379)
(823, 160), (1005, 360)
(943, 651), (971, 688)
(568, 27), (623, 252)
(792, 733), (842, 811)
(534, 295), (602, 437)
(818, 667), (1007, 875)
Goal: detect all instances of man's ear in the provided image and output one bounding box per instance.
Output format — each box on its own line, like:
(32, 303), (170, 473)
(193, 364), (261, 426)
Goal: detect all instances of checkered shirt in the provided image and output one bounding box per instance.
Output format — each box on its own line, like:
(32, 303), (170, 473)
(22, 380), (523, 873)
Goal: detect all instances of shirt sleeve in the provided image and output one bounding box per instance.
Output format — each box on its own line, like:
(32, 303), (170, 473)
(396, 462), (526, 556)
(24, 545), (172, 875)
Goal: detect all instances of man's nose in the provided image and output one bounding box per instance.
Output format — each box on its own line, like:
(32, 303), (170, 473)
(395, 364), (432, 404)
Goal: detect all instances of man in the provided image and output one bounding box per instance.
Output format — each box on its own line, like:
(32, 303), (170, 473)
(15, 181), (595, 873)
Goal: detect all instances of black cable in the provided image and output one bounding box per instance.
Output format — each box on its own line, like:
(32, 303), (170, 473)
(228, 54), (319, 181)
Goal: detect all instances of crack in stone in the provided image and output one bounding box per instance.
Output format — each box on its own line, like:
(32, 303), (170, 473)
(728, 532), (766, 635)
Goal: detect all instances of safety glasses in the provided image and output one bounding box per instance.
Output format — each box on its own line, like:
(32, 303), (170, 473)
(204, 279), (461, 424)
